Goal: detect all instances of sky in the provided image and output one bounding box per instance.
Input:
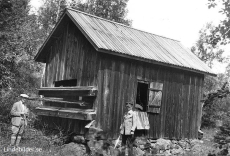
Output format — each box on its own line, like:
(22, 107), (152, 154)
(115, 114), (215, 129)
(30, 0), (228, 73)
(126, 0), (223, 47)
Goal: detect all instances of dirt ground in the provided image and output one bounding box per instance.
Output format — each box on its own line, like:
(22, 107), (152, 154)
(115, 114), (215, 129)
(0, 123), (218, 156)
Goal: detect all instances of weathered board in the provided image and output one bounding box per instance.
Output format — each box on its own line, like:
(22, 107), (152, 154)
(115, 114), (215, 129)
(41, 18), (204, 139)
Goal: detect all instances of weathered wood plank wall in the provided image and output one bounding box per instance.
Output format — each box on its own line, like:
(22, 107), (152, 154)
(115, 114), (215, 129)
(43, 19), (204, 139)
(43, 19), (99, 88)
(96, 54), (204, 139)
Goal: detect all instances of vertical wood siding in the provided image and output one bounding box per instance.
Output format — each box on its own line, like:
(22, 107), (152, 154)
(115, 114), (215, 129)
(43, 19), (98, 87)
(43, 19), (204, 139)
(96, 54), (204, 139)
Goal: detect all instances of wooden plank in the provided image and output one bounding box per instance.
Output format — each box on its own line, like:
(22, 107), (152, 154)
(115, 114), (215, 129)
(102, 58), (109, 131)
(193, 76), (199, 138)
(78, 40), (85, 86)
(56, 34), (62, 81)
(30, 97), (90, 106)
(171, 72), (176, 139)
(92, 52), (98, 86)
(174, 72), (181, 139)
(66, 26), (71, 79)
(36, 106), (96, 120)
(182, 73), (189, 139)
(76, 29), (82, 85)
(188, 75), (195, 138)
(67, 24), (74, 79)
(169, 70), (174, 139)
(130, 61), (137, 103)
(95, 57), (103, 128)
(58, 110), (95, 120)
(115, 59), (125, 137)
(186, 75), (191, 138)
(112, 59), (120, 138)
(54, 40), (58, 82)
(178, 72), (184, 139)
(73, 29), (80, 79)
(63, 21), (69, 80)
(87, 49), (92, 86)
(196, 77), (204, 133)
(108, 60), (116, 137)
(160, 69), (167, 138)
(39, 90), (97, 97)
(39, 86), (97, 91)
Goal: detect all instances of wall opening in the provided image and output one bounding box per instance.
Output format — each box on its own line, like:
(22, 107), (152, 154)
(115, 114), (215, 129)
(136, 81), (149, 111)
(54, 79), (77, 87)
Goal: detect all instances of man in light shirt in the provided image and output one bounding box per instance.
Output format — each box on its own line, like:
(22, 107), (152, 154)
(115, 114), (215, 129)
(120, 102), (136, 146)
(10, 94), (29, 147)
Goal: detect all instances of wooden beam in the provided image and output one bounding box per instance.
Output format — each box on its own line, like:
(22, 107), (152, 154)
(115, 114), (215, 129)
(38, 86), (98, 97)
(35, 106), (96, 120)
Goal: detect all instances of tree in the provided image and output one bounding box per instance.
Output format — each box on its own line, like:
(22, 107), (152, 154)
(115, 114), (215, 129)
(0, 0), (31, 89)
(207, 0), (230, 46)
(37, 0), (67, 36)
(191, 23), (225, 68)
(202, 81), (230, 128)
(69, 0), (132, 26)
(0, 0), (43, 122)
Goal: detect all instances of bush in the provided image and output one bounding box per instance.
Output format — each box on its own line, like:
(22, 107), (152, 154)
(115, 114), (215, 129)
(214, 114), (230, 144)
(201, 81), (230, 128)
(202, 96), (230, 128)
(0, 61), (42, 123)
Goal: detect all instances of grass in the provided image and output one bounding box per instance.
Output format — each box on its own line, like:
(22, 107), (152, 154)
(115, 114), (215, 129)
(0, 122), (67, 156)
(187, 128), (218, 156)
(0, 121), (219, 156)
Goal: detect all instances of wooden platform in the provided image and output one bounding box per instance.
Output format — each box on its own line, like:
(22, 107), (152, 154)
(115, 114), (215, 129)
(38, 86), (97, 97)
(36, 106), (96, 120)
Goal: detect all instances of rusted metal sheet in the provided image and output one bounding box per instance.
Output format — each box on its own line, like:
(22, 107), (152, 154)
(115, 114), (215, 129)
(65, 8), (214, 76)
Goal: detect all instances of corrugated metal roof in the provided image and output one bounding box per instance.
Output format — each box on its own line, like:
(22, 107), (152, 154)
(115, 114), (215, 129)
(35, 8), (216, 76)
(66, 9), (215, 75)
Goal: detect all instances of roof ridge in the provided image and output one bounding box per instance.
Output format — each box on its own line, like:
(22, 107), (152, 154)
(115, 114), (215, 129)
(66, 7), (180, 42)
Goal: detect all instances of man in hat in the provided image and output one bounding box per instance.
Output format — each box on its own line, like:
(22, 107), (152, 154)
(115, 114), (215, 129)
(120, 102), (137, 146)
(10, 94), (29, 147)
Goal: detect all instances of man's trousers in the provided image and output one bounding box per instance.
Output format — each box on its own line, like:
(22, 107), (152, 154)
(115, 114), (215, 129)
(11, 119), (25, 146)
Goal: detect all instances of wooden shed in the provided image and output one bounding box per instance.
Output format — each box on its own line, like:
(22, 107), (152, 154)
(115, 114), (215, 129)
(34, 8), (216, 139)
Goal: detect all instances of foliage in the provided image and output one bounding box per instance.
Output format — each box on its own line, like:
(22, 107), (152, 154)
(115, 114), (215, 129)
(191, 23), (228, 128)
(37, 0), (67, 36)
(0, 0), (30, 89)
(0, 121), (70, 156)
(204, 74), (228, 94)
(0, 0), (43, 123)
(214, 113), (230, 143)
(69, 0), (132, 26)
(207, 0), (230, 46)
(191, 23), (225, 68)
(201, 82), (230, 128)
(37, 0), (132, 41)
(202, 95), (230, 128)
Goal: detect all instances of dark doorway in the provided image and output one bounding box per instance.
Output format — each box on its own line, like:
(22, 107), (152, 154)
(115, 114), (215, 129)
(54, 79), (77, 87)
(136, 82), (149, 111)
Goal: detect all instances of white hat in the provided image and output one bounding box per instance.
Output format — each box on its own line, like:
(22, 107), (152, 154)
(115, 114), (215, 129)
(135, 104), (143, 111)
(20, 94), (29, 98)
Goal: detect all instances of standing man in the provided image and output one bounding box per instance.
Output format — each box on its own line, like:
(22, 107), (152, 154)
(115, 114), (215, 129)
(10, 94), (29, 147)
(120, 102), (136, 147)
